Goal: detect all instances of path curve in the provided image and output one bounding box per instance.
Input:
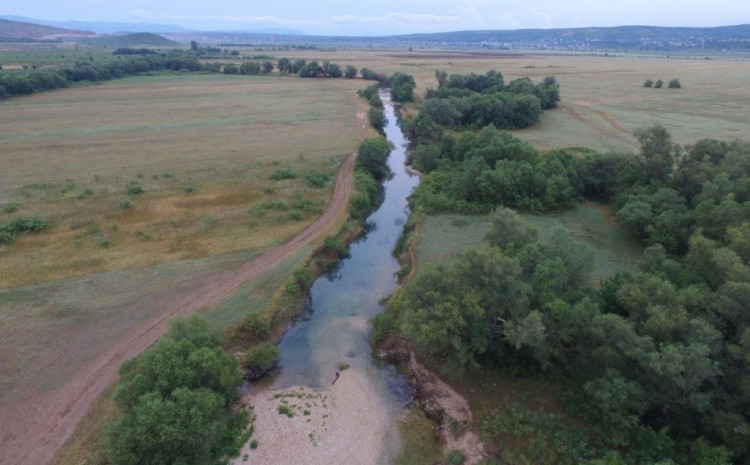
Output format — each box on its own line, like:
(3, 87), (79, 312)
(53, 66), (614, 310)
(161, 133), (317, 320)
(559, 102), (639, 149)
(0, 110), (364, 465)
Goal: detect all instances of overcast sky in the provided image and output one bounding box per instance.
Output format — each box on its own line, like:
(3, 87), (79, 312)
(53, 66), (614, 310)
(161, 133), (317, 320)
(7, 0), (750, 35)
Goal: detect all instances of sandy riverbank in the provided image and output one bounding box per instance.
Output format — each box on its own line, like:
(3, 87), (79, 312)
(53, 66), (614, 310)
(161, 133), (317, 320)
(232, 369), (393, 465)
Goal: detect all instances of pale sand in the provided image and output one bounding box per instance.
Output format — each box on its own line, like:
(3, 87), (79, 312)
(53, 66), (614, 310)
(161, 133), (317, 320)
(232, 369), (392, 465)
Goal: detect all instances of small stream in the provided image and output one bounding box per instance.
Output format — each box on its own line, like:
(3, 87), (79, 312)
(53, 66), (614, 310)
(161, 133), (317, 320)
(258, 91), (420, 457)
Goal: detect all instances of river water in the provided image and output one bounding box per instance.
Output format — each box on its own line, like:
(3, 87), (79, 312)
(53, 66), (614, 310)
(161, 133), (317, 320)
(267, 91), (419, 456)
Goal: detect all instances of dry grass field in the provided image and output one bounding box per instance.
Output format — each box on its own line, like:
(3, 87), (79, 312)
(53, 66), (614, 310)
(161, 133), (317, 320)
(0, 74), (365, 287)
(282, 49), (750, 152)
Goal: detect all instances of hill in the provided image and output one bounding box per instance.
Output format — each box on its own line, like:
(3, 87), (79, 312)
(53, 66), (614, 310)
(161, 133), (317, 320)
(77, 32), (178, 47)
(0, 18), (93, 41)
(388, 24), (750, 50)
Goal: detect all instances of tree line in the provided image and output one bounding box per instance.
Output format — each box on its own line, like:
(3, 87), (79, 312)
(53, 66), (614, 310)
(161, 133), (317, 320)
(387, 109), (750, 462)
(0, 51), (203, 99)
(0, 47), (410, 101)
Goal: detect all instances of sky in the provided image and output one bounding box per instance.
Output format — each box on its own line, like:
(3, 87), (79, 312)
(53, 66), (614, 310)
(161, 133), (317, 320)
(6, 0), (750, 36)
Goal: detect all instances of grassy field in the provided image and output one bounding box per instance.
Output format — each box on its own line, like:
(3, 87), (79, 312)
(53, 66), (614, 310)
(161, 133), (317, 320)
(0, 73), (365, 287)
(259, 49), (750, 152)
(416, 203), (642, 284)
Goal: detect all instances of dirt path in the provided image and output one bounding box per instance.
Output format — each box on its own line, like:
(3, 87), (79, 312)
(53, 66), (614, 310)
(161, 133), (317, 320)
(559, 102), (639, 149)
(0, 111), (365, 465)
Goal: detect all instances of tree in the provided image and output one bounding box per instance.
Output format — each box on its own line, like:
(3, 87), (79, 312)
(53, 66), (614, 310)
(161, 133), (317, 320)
(262, 60), (273, 74)
(668, 78), (682, 89)
(239, 61), (260, 75)
(108, 388), (227, 465)
(344, 65), (358, 79)
(485, 206), (539, 253)
(435, 69), (448, 87)
(655, 79), (664, 88)
(645, 79), (654, 88)
(327, 63), (343, 78)
(390, 72), (416, 102)
(356, 137), (391, 180)
(368, 106), (386, 133)
(108, 315), (242, 465)
(190, 41), (198, 51)
(635, 124), (678, 182)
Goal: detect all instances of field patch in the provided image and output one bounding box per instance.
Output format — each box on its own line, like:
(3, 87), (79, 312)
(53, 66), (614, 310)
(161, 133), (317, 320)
(0, 74), (364, 287)
(416, 203), (641, 283)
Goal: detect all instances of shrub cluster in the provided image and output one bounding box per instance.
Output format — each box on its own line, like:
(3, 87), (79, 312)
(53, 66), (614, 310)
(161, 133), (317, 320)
(107, 316), (245, 465)
(0, 214), (48, 245)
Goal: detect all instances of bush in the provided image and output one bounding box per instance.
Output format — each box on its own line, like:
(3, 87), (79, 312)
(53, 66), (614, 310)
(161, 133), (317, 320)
(243, 313), (271, 340)
(445, 449), (466, 465)
(119, 198), (133, 209)
(322, 236), (349, 258)
(126, 181), (143, 196)
(304, 170), (330, 188)
(654, 79), (663, 88)
(668, 78), (682, 89)
(644, 79), (654, 88)
(3, 202), (18, 213)
(371, 312), (399, 343)
(107, 315), (242, 465)
(244, 342), (280, 370)
(270, 168), (297, 180)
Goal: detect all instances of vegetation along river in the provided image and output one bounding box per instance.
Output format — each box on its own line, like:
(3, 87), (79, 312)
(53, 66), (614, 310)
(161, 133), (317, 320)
(253, 92), (420, 461)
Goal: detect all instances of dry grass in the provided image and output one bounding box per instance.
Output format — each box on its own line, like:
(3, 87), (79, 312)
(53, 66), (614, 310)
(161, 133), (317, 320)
(0, 74), (365, 287)
(275, 49), (750, 152)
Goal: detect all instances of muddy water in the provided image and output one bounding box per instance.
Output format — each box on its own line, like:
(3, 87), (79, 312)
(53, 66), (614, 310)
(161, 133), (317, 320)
(266, 92), (419, 458)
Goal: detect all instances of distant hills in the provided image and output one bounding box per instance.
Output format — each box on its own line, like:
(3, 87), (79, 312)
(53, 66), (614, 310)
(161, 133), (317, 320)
(0, 18), (94, 41)
(77, 32), (178, 47)
(0, 19), (177, 46)
(389, 24), (750, 50)
(1, 16), (749, 51)
(0, 15), (191, 34)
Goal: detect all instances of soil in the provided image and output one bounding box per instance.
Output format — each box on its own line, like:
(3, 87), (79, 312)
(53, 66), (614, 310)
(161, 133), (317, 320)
(0, 110), (365, 465)
(377, 337), (487, 464)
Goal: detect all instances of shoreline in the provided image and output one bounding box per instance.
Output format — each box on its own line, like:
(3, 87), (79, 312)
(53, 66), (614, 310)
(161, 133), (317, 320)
(233, 369), (394, 465)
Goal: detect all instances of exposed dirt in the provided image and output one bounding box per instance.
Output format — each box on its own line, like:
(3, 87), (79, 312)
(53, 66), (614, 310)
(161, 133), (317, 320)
(377, 337), (487, 464)
(0, 112), (364, 465)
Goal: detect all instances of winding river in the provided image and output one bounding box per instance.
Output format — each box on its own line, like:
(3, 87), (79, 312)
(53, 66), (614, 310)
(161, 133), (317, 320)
(262, 91), (420, 460)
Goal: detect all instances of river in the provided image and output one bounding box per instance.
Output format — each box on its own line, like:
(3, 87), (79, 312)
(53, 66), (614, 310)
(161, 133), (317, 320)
(247, 91), (420, 463)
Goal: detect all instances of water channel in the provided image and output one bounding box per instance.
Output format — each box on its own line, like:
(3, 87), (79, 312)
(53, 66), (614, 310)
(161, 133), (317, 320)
(264, 91), (420, 458)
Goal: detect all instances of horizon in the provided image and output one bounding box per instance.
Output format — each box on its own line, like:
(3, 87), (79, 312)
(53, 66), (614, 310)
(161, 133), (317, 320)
(4, 0), (750, 36)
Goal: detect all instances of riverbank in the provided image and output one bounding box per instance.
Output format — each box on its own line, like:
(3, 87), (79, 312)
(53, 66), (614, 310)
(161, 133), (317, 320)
(233, 369), (392, 465)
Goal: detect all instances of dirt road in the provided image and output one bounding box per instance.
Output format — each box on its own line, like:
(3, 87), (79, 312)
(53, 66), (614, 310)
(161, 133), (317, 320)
(0, 112), (365, 465)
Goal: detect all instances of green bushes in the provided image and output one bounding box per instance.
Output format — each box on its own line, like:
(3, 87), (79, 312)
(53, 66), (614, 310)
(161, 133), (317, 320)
(125, 181), (143, 196)
(244, 342), (281, 371)
(370, 313), (399, 344)
(107, 315), (244, 465)
(0, 51), (205, 100)
(356, 137), (391, 181)
(304, 169), (330, 188)
(270, 168), (297, 180)
(0, 214), (48, 245)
